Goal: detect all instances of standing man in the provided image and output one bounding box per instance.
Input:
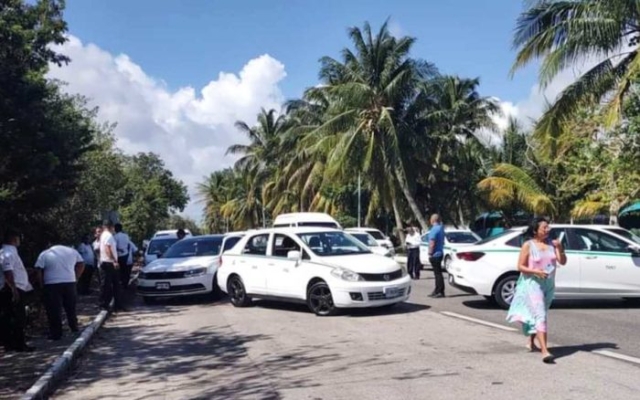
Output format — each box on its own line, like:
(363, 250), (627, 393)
(0, 229), (35, 352)
(77, 235), (95, 295)
(35, 244), (85, 340)
(99, 221), (125, 311)
(114, 223), (133, 289)
(405, 227), (422, 280)
(428, 214), (446, 298)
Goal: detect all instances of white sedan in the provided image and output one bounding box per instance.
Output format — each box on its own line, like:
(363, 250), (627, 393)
(345, 227), (395, 253)
(419, 228), (481, 270)
(218, 227), (411, 316)
(448, 224), (640, 309)
(137, 233), (243, 303)
(348, 231), (394, 257)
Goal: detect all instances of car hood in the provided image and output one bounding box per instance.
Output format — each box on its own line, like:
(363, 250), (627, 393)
(319, 253), (400, 273)
(369, 246), (390, 256)
(143, 256), (218, 272)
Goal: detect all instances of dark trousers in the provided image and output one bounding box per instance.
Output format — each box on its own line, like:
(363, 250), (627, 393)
(0, 287), (28, 350)
(100, 262), (123, 310)
(407, 248), (420, 279)
(430, 256), (445, 295)
(43, 283), (78, 339)
(118, 256), (132, 289)
(78, 265), (95, 295)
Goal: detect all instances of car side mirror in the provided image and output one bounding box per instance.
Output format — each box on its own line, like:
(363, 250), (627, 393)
(628, 245), (640, 256)
(287, 250), (301, 261)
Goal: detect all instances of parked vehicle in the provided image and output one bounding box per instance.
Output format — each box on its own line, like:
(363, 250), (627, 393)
(273, 212), (341, 229)
(218, 227), (411, 316)
(153, 229), (193, 238)
(419, 228), (481, 270)
(348, 231), (393, 257)
(448, 225), (640, 309)
(345, 227), (394, 252)
(137, 233), (244, 302)
(144, 236), (180, 265)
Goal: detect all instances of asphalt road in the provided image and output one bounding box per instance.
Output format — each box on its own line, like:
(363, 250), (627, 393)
(51, 273), (640, 400)
(414, 268), (640, 359)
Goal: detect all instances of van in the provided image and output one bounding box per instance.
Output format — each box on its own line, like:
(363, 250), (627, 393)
(272, 212), (342, 229)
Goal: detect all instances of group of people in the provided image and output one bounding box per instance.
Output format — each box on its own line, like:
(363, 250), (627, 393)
(404, 214), (446, 298)
(0, 220), (138, 352)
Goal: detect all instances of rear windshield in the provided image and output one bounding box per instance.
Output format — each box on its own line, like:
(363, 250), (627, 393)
(366, 230), (384, 240)
(474, 229), (517, 246)
(446, 232), (479, 244)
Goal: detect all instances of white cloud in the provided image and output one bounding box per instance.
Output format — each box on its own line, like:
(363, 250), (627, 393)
(48, 35), (287, 221)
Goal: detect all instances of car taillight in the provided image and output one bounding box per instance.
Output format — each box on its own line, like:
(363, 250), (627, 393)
(456, 252), (485, 261)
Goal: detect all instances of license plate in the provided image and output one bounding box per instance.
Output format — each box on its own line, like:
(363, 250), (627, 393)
(384, 287), (399, 298)
(156, 282), (171, 290)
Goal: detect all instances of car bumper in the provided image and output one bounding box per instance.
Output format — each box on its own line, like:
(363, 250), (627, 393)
(331, 275), (412, 308)
(137, 274), (213, 297)
(448, 260), (493, 296)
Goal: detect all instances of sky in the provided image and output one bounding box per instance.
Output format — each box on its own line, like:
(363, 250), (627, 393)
(47, 0), (588, 221)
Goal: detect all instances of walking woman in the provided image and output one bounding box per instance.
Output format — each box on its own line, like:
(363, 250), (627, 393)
(506, 217), (566, 363)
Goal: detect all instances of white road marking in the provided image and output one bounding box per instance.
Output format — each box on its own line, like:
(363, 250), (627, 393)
(440, 311), (640, 367)
(440, 311), (518, 332)
(593, 350), (640, 366)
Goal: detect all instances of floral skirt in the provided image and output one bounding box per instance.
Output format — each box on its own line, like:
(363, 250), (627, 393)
(506, 274), (555, 336)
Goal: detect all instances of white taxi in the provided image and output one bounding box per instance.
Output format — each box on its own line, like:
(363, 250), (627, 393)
(218, 227), (411, 316)
(137, 233), (243, 303)
(419, 228), (481, 270)
(448, 224), (640, 309)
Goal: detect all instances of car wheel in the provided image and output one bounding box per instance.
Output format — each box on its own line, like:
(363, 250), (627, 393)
(228, 275), (252, 307)
(142, 296), (155, 305)
(494, 275), (518, 310)
(307, 281), (337, 316)
(210, 274), (224, 301)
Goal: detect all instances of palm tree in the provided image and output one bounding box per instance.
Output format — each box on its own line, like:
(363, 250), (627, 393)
(512, 0), (640, 137)
(306, 20), (438, 230)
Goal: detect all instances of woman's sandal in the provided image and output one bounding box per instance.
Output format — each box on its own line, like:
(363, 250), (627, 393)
(542, 353), (555, 364)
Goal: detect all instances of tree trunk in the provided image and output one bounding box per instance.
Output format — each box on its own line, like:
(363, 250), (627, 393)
(392, 196), (405, 250)
(394, 164), (428, 231)
(457, 198), (466, 227)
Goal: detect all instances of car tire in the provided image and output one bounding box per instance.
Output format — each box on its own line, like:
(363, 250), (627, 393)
(210, 274), (224, 301)
(493, 275), (518, 310)
(142, 296), (156, 305)
(307, 281), (337, 316)
(228, 275), (252, 307)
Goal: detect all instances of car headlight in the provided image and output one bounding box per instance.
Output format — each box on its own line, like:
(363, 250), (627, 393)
(330, 267), (364, 282)
(400, 265), (408, 277)
(384, 251), (393, 258)
(183, 268), (207, 278)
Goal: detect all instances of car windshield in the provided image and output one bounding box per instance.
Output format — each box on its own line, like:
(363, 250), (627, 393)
(446, 231), (480, 244)
(297, 231), (371, 257)
(366, 230), (384, 240)
(147, 238), (178, 256)
(606, 228), (640, 245)
(163, 237), (223, 258)
(351, 233), (378, 247)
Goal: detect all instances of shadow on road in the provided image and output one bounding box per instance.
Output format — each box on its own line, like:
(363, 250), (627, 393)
(248, 299), (429, 317)
(461, 298), (640, 311)
(550, 342), (619, 360)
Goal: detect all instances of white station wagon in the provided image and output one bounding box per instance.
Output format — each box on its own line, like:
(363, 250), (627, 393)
(217, 227), (412, 316)
(448, 224), (640, 309)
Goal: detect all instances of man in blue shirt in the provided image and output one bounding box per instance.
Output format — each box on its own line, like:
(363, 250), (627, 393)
(427, 214), (446, 298)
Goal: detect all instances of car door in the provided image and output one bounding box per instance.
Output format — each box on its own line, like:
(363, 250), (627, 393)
(419, 233), (431, 265)
(548, 228), (580, 296)
(266, 234), (307, 299)
(570, 228), (640, 296)
(239, 233), (270, 295)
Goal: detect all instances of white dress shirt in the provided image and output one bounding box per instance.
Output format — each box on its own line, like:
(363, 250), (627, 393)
(99, 231), (118, 264)
(35, 245), (84, 285)
(405, 232), (422, 249)
(0, 244), (33, 291)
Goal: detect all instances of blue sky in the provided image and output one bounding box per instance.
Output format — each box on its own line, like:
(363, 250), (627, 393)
(63, 0), (537, 103)
(52, 0), (569, 220)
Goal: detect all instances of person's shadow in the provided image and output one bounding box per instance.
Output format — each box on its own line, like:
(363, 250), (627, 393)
(550, 342), (619, 360)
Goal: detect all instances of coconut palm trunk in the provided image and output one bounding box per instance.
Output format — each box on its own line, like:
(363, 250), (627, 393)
(394, 164), (428, 231)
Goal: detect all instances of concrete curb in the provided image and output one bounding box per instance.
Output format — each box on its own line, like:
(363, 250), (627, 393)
(21, 303), (112, 400)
